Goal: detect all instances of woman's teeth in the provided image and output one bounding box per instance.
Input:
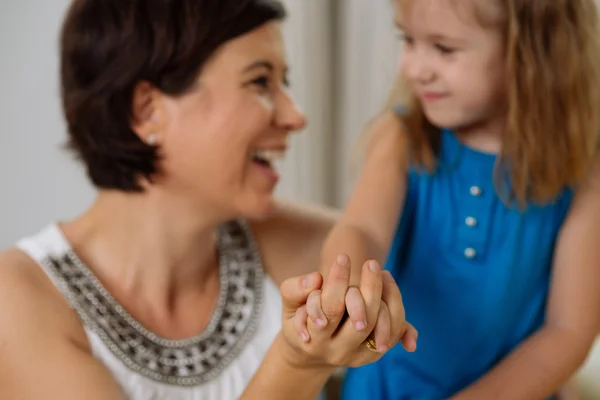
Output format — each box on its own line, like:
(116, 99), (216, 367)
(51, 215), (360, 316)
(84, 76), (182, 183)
(251, 150), (285, 168)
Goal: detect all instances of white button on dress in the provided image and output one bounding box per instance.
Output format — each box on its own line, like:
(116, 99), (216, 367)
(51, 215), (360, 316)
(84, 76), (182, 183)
(469, 186), (481, 197)
(464, 248), (476, 259)
(465, 217), (477, 227)
(470, 186), (482, 196)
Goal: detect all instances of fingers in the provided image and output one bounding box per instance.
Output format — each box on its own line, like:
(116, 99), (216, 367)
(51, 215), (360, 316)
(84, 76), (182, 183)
(319, 254), (351, 331)
(283, 260), (416, 372)
(381, 270), (406, 343)
(373, 301), (392, 353)
(280, 271), (323, 317)
(358, 260), (383, 332)
(380, 271), (418, 352)
(332, 259), (384, 348)
(306, 290), (328, 328)
(400, 322), (418, 352)
(306, 289), (331, 342)
(294, 305), (310, 343)
(345, 287), (367, 331)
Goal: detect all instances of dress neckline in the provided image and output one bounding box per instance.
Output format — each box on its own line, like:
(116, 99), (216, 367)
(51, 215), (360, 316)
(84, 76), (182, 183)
(42, 220), (265, 386)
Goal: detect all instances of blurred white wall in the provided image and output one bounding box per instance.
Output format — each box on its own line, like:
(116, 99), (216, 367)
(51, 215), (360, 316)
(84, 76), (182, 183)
(332, 0), (400, 205)
(0, 0), (399, 248)
(276, 0), (336, 205)
(279, 0), (400, 207)
(0, 0), (96, 249)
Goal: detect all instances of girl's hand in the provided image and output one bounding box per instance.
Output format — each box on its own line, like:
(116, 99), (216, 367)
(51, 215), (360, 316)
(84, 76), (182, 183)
(295, 255), (418, 355)
(280, 254), (416, 369)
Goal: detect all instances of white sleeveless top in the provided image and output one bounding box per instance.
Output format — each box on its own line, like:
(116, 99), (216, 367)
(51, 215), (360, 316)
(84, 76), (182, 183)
(16, 220), (282, 400)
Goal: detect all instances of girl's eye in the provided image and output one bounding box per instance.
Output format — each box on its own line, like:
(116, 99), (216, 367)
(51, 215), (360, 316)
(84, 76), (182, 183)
(436, 44), (455, 54)
(398, 33), (414, 46)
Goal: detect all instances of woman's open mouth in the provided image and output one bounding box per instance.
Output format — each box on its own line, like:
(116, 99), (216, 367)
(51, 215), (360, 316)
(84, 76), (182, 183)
(250, 149), (285, 183)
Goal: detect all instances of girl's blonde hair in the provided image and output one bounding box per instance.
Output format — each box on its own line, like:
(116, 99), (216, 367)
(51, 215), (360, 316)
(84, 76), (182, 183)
(392, 0), (600, 205)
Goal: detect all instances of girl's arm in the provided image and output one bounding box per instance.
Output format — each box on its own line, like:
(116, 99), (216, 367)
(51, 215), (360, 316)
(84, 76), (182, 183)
(451, 164), (600, 400)
(319, 109), (410, 286)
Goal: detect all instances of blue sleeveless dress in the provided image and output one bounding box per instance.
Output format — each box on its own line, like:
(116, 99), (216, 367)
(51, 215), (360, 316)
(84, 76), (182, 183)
(340, 129), (573, 399)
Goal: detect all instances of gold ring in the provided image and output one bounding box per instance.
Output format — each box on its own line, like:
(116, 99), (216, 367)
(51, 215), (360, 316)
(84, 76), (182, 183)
(364, 338), (379, 353)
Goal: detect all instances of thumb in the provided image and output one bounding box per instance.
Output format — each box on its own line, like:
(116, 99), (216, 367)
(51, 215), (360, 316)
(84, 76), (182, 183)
(280, 272), (323, 313)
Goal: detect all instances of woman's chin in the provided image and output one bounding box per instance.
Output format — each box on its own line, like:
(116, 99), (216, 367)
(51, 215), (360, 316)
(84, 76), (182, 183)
(237, 194), (277, 221)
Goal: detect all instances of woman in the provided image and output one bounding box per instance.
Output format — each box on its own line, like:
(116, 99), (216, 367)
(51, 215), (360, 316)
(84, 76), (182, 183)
(0, 0), (415, 399)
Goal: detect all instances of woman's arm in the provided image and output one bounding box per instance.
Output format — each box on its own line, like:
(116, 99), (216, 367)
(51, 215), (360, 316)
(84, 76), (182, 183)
(243, 333), (336, 399)
(0, 249), (127, 400)
(451, 167), (600, 400)
(242, 271), (335, 400)
(320, 109), (410, 286)
(250, 200), (340, 285)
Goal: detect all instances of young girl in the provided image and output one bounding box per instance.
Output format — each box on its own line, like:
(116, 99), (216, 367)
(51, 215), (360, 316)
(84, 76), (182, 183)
(304, 0), (600, 398)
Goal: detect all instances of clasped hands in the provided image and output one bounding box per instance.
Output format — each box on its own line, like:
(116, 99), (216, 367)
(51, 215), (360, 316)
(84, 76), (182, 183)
(280, 254), (418, 369)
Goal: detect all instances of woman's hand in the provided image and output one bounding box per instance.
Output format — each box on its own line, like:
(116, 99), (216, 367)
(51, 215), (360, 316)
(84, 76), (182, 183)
(294, 254), (418, 357)
(280, 254), (415, 369)
(242, 254), (415, 400)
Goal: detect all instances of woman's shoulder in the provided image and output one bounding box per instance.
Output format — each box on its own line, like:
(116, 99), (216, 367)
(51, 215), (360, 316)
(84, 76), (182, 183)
(0, 246), (61, 309)
(0, 247), (89, 351)
(248, 199), (340, 285)
(0, 247), (124, 398)
(253, 199), (339, 236)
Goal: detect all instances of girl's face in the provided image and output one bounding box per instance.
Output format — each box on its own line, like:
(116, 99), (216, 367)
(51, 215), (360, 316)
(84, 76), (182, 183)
(396, 0), (506, 135)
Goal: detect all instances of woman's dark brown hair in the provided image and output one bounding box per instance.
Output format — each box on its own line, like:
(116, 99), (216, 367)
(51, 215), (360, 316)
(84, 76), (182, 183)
(60, 0), (286, 191)
(392, 0), (600, 206)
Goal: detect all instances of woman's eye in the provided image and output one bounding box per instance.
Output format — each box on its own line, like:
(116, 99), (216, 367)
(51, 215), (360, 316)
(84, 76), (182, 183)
(251, 76), (270, 89)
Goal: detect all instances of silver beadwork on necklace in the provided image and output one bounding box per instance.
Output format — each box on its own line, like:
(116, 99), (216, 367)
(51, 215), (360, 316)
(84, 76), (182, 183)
(43, 220), (264, 386)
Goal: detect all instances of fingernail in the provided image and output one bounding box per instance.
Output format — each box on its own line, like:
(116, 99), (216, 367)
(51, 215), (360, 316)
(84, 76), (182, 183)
(302, 274), (314, 288)
(369, 260), (380, 273)
(300, 332), (309, 342)
(316, 318), (327, 328)
(354, 321), (367, 331)
(378, 345), (388, 353)
(337, 254), (348, 266)
(403, 339), (416, 352)
(408, 341), (417, 352)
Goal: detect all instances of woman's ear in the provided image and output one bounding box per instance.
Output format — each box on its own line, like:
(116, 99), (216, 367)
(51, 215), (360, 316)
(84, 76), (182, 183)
(131, 81), (166, 145)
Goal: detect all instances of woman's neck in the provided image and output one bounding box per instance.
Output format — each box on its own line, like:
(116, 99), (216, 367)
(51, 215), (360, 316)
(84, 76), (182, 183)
(60, 188), (225, 319)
